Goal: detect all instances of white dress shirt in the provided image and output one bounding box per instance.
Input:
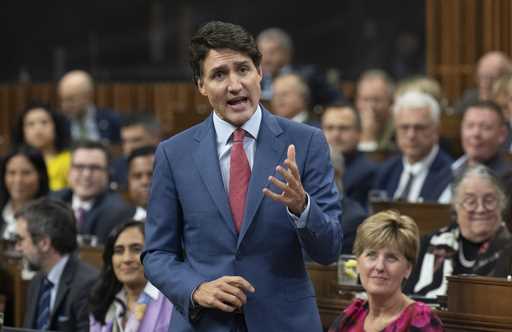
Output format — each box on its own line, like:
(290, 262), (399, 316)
(393, 144), (439, 202)
(211, 105), (310, 227)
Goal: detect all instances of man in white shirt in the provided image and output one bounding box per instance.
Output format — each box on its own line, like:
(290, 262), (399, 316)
(15, 198), (97, 332)
(373, 91), (453, 202)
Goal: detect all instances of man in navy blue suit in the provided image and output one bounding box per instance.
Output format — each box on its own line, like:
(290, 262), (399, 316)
(322, 103), (377, 208)
(142, 21), (342, 332)
(374, 91), (452, 202)
(58, 70), (121, 144)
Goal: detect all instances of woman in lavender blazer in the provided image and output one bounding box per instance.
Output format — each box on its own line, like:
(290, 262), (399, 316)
(89, 221), (172, 332)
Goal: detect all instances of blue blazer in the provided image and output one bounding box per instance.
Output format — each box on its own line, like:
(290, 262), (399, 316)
(142, 108), (342, 332)
(373, 147), (453, 202)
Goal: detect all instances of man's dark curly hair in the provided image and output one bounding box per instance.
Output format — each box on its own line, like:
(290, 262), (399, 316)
(189, 21), (262, 86)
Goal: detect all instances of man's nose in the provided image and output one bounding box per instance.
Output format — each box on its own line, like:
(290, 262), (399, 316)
(228, 74), (242, 93)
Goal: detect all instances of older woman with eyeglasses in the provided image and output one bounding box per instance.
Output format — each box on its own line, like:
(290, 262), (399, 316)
(404, 164), (511, 298)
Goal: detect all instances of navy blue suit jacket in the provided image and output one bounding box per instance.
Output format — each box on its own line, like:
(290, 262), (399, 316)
(142, 108), (342, 332)
(373, 147), (453, 202)
(52, 189), (134, 244)
(342, 150), (378, 208)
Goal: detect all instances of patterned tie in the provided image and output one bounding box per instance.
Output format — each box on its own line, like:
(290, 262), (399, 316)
(229, 128), (251, 233)
(35, 277), (54, 330)
(75, 207), (85, 230)
(398, 171), (415, 201)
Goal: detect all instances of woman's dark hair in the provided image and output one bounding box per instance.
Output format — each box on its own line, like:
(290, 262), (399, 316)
(0, 145), (50, 209)
(89, 220), (145, 324)
(12, 101), (71, 152)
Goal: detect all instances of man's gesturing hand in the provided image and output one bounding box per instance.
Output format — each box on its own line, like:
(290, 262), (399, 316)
(263, 144), (307, 215)
(192, 276), (255, 312)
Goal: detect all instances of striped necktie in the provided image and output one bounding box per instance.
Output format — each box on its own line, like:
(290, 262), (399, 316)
(35, 277), (54, 330)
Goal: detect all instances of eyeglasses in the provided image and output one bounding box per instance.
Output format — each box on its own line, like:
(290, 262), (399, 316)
(459, 194), (498, 212)
(72, 163), (107, 173)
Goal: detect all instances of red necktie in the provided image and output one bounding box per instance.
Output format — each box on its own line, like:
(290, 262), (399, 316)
(229, 128), (251, 233)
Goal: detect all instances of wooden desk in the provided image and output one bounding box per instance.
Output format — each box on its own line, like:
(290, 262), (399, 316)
(437, 275), (512, 331)
(306, 262), (358, 330)
(370, 201), (452, 236)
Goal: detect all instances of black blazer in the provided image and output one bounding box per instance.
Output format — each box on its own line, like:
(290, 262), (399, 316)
(52, 189), (134, 244)
(23, 255), (98, 332)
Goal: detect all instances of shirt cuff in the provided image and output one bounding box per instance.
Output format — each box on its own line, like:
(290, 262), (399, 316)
(287, 193), (311, 228)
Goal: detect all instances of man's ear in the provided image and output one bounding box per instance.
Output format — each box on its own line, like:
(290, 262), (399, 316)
(198, 78), (207, 96)
(37, 236), (52, 253)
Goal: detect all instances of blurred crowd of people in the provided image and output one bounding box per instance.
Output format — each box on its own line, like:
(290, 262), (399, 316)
(2, 23), (512, 331)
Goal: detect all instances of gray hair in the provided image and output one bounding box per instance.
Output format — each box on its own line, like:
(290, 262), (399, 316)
(257, 27), (293, 52)
(452, 164), (508, 215)
(393, 90), (441, 125)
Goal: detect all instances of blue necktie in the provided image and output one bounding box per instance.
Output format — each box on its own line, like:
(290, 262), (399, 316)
(35, 277), (54, 330)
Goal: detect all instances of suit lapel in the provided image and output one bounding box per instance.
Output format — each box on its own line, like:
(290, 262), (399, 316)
(49, 257), (74, 326)
(27, 275), (43, 328)
(193, 117), (238, 237)
(237, 110), (286, 247)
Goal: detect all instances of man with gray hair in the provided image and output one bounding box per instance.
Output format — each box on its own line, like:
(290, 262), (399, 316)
(373, 91), (453, 202)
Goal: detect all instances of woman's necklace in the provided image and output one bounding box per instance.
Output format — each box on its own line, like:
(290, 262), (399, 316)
(459, 244), (476, 268)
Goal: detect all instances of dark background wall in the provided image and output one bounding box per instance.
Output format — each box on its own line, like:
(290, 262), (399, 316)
(2, 0), (425, 83)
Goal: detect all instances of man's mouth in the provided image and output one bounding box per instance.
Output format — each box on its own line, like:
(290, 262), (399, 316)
(227, 96), (248, 106)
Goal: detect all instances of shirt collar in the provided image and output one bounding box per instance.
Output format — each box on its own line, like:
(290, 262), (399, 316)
(292, 111), (308, 124)
(47, 255), (70, 286)
(212, 105), (262, 145)
(402, 144), (439, 175)
(114, 282), (160, 311)
(72, 195), (94, 211)
(143, 282), (160, 301)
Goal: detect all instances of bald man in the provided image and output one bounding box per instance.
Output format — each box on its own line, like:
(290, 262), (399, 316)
(58, 70), (121, 143)
(271, 73), (319, 127)
(455, 51), (512, 113)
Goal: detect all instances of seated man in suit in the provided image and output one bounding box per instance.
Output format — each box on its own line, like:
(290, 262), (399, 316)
(271, 73), (319, 127)
(355, 69), (396, 152)
(257, 27), (342, 108)
(374, 91), (453, 202)
(111, 113), (160, 190)
(58, 70), (121, 144)
(14, 198), (98, 332)
(52, 140), (133, 244)
(439, 100), (512, 203)
(126, 145), (155, 221)
(322, 102), (377, 208)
